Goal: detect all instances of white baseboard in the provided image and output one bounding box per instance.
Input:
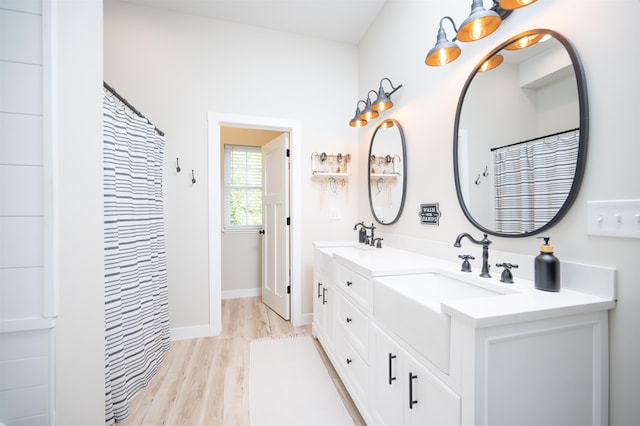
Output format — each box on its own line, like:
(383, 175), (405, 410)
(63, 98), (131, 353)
(298, 312), (313, 326)
(170, 324), (210, 341)
(222, 288), (261, 300)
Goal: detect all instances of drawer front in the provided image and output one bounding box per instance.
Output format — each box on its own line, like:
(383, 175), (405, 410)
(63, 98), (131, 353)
(336, 262), (371, 310)
(336, 293), (369, 360)
(335, 325), (369, 405)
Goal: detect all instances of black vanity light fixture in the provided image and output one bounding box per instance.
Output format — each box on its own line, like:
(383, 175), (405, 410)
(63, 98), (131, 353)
(349, 78), (403, 128)
(425, 0), (537, 67)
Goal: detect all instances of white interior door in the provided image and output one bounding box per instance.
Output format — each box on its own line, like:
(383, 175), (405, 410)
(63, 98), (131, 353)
(261, 133), (290, 320)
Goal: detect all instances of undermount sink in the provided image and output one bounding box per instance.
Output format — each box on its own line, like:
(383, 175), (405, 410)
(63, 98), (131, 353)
(373, 273), (504, 374)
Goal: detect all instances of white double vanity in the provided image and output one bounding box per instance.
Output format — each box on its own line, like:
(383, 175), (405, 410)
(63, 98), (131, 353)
(312, 242), (616, 426)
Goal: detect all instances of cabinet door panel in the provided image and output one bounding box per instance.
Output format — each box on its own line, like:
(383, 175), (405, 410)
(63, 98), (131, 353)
(371, 327), (403, 425)
(407, 360), (461, 426)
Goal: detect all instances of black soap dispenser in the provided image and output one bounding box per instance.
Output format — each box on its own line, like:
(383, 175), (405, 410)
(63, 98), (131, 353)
(534, 237), (560, 292)
(358, 227), (367, 243)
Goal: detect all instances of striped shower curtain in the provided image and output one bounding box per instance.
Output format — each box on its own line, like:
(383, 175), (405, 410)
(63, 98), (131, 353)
(493, 130), (579, 233)
(103, 90), (170, 425)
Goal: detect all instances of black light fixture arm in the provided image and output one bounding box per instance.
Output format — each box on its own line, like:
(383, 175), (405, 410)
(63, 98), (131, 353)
(378, 77), (403, 97)
(440, 16), (459, 36)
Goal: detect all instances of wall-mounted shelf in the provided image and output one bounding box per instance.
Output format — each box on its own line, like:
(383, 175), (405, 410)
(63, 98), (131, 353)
(370, 173), (400, 180)
(311, 152), (351, 181)
(313, 171), (351, 181)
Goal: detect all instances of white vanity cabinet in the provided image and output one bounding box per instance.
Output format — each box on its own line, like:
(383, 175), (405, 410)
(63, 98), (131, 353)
(311, 243), (615, 426)
(371, 324), (461, 426)
(312, 247), (335, 350)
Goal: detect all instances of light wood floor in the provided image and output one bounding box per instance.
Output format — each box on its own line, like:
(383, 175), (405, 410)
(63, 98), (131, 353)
(118, 297), (365, 425)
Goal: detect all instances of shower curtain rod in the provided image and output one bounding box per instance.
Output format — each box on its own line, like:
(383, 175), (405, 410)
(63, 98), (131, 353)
(103, 81), (165, 136)
(490, 127), (579, 152)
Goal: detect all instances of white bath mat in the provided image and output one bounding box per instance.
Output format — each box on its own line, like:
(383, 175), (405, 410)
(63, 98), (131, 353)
(249, 333), (354, 426)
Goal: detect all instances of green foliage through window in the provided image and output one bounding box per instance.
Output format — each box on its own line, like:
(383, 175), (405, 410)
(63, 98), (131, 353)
(224, 145), (263, 229)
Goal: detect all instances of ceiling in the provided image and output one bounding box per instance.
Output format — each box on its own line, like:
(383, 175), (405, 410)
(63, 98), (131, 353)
(120, 0), (387, 44)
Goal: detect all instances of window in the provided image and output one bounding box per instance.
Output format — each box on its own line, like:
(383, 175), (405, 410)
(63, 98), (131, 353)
(223, 145), (263, 230)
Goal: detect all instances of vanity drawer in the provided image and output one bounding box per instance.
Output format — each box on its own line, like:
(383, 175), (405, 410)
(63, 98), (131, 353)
(336, 293), (369, 360)
(335, 324), (369, 406)
(336, 262), (371, 310)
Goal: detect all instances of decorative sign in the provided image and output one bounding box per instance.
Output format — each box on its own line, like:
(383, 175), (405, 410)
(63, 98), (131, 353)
(419, 203), (441, 225)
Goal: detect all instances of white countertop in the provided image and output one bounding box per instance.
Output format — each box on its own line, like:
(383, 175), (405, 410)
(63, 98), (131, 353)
(315, 241), (616, 328)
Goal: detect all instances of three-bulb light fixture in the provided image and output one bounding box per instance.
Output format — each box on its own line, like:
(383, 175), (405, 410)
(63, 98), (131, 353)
(425, 0), (538, 70)
(349, 78), (403, 128)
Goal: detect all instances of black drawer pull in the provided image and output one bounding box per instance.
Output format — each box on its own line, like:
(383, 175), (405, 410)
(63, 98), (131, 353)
(346, 358), (352, 364)
(409, 372), (418, 409)
(346, 317), (352, 323)
(317, 282), (322, 298)
(346, 280), (353, 286)
(388, 353), (397, 385)
(322, 287), (328, 305)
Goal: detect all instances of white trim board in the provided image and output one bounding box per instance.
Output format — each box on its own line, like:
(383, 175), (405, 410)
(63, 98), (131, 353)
(207, 113), (302, 336)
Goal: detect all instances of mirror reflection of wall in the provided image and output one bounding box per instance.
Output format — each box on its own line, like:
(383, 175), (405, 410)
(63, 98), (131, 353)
(368, 119), (407, 225)
(455, 30), (587, 237)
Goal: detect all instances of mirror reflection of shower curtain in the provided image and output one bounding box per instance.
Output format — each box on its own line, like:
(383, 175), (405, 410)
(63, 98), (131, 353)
(493, 131), (579, 233)
(103, 90), (169, 425)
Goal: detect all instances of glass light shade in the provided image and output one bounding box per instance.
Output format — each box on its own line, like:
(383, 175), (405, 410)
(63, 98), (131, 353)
(500, 0), (537, 10)
(456, 0), (501, 42)
(505, 33), (543, 50)
(478, 54), (503, 72)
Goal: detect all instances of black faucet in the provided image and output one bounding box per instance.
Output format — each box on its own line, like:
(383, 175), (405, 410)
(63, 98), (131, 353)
(354, 222), (376, 246)
(454, 233), (492, 278)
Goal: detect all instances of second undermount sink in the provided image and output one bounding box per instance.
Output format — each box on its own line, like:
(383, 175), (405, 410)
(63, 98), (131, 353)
(373, 273), (504, 374)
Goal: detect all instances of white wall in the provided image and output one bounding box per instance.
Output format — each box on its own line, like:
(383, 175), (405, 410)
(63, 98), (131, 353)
(357, 1), (640, 424)
(104, 0), (360, 329)
(55, 0), (104, 424)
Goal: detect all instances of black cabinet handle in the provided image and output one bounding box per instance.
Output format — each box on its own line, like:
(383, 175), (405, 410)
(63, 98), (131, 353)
(409, 372), (418, 409)
(322, 287), (327, 305)
(346, 317), (352, 323)
(259, 229), (265, 235)
(346, 280), (353, 286)
(317, 282), (322, 299)
(388, 353), (397, 385)
(346, 358), (352, 364)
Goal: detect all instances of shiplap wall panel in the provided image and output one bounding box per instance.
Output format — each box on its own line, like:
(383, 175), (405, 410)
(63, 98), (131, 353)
(0, 114), (43, 165)
(0, 165), (43, 216)
(0, 268), (43, 320)
(0, 217), (43, 268)
(0, 0), (51, 424)
(0, 0), (42, 14)
(0, 329), (50, 424)
(0, 329), (48, 360)
(0, 9), (42, 64)
(0, 62), (42, 115)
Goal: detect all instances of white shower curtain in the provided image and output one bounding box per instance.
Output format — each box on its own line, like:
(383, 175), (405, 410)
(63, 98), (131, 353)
(493, 130), (579, 233)
(103, 90), (169, 425)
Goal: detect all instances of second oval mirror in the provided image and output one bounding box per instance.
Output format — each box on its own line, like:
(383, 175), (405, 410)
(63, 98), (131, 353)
(368, 118), (407, 225)
(454, 29), (588, 237)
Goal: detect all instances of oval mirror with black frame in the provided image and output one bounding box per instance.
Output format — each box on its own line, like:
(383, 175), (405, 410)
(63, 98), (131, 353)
(368, 118), (407, 225)
(454, 29), (588, 237)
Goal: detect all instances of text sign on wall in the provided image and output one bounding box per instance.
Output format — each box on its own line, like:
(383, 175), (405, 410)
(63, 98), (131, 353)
(419, 203), (441, 225)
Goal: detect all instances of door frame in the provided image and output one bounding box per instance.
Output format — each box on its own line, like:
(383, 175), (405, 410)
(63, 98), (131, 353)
(207, 112), (302, 335)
